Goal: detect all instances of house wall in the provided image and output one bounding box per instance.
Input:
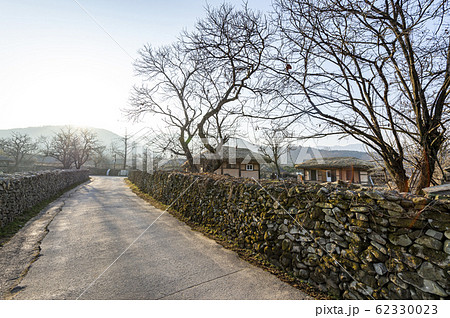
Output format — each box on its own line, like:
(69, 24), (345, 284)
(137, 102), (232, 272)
(354, 170), (360, 183)
(305, 168), (368, 184)
(305, 169), (315, 181)
(215, 162), (260, 179)
(305, 170), (311, 181)
(241, 170), (259, 179)
(305, 169), (325, 182)
(240, 163), (259, 171)
(339, 169), (361, 183)
(318, 169), (325, 182)
(341, 169), (349, 182)
(216, 168), (240, 178)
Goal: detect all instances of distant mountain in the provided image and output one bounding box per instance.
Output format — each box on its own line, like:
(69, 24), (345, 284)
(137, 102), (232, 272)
(1, 129), (371, 164)
(319, 143), (368, 152)
(316, 149), (371, 160)
(222, 138), (371, 165)
(0, 126), (123, 147)
(259, 145), (371, 166)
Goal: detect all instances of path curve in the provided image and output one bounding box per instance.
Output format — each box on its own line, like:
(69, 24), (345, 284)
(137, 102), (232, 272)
(7, 176), (311, 300)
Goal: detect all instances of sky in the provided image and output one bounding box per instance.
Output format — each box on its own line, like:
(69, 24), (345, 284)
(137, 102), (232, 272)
(0, 0), (361, 149)
(0, 0), (273, 137)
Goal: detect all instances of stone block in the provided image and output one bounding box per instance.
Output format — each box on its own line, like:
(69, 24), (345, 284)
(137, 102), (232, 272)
(374, 262), (388, 276)
(398, 272), (447, 297)
(425, 229), (444, 240)
(415, 235), (443, 250)
(409, 244), (450, 268)
(418, 262), (448, 288)
(388, 233), (412, 246)
(369, 232), (387, 245)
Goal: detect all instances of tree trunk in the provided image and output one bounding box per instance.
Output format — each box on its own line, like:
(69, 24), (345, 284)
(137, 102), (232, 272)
(183, 148), (198, 173)
(414, 139), (443, 194)
(186, 157), (198, 173)
(203, 159), (222, 173)
(385, 157), (409, 193)
(275, 163), (281, 179)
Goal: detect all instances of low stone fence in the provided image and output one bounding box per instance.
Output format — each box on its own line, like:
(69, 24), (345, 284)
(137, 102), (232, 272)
(0, 169), (89, 228)
(129, 170), (449, 300)
(87, 167), (122, 176)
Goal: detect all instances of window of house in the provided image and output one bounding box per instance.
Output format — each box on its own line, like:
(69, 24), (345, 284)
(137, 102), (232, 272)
(360, 171), (368, 183)
(246, 164), (254, 171)
(310, 169), (317, 181)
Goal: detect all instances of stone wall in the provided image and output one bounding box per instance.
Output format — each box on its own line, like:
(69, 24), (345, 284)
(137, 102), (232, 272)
(129, 170), (450, 300)
(0, 170), (89, 228)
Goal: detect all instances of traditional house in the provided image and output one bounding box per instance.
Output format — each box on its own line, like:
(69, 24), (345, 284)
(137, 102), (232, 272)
(192, 146), (264, 179)
(295, 157), (375, 184)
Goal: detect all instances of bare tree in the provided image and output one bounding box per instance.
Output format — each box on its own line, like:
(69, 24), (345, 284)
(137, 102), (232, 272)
(435, 136), (450, 183)
(90, 145), (108, 168)
(45, 127), (76, 169)
(72, 129), (100, 169)
(0, 132), (37, 168)
(258, 125), (293, 178)
(409, 130), (450, 186)
(268, 0), (450, 193)
(128, 43), (201, 172)
(46, 127), (99, 169)
(37, 135), (51, 156)
(183, 3), (273, 170)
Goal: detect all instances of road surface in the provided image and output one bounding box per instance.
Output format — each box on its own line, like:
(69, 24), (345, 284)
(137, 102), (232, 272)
(4, 176), (310, 300)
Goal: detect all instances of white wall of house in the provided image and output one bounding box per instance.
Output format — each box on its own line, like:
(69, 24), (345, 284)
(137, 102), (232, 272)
(214, 164), (260, 179)
(241, 170), (259, 179)
(216, 168), (240, 178)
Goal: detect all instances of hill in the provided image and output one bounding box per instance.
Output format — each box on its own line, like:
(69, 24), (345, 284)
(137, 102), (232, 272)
(318, 143), (368, 152)
(261, 145), (371, 166)
(229, 138), (371, 163)
(0, 126), (123, 147)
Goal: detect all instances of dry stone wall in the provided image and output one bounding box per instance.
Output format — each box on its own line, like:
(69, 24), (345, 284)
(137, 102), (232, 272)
(0, 169), (89, 228)
(129, 170), (450, 300)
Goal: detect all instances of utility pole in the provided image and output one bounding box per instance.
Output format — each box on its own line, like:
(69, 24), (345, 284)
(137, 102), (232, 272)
(143, 148), (148, 173)
(132, 141), (137, 170)
(123, 129), (128, 170)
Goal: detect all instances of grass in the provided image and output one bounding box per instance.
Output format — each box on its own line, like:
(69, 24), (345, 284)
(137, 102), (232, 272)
(125, 178), (333, 300)
(0, 179), (89, 247)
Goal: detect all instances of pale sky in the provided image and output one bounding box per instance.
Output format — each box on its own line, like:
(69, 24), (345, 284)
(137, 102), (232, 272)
(0, 0), (273, 138)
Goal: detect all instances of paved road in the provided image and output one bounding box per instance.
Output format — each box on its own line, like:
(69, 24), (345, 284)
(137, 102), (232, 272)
(7, 176), (310, 300)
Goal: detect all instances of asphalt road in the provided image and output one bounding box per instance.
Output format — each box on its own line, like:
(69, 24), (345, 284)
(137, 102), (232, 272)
(6, 176), (310, 300)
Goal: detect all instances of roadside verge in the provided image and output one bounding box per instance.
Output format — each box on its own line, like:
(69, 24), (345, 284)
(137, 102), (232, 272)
(0, 179), (90, 299)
